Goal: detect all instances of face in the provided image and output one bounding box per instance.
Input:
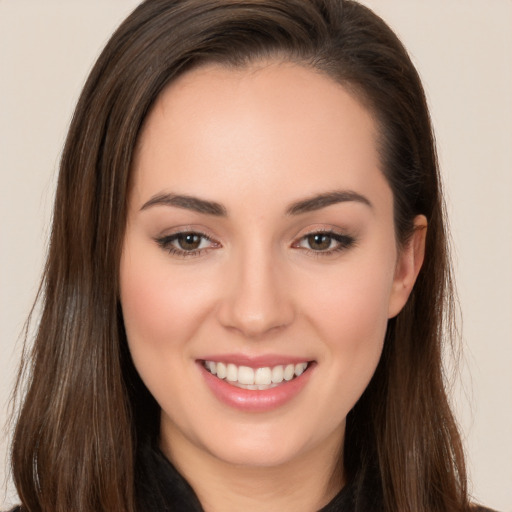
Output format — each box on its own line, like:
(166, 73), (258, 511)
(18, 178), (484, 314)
(120, 61), (424, 472)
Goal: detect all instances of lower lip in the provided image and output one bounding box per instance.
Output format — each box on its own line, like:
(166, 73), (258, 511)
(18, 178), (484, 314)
(199, 363), (314, 412)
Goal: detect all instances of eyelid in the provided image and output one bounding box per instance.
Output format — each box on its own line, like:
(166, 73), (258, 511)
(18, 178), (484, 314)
(154, 227), (221, 258)
(291, 226), (356, 255)
(153, 224), (356, 258)
(291, 224), (352, 242)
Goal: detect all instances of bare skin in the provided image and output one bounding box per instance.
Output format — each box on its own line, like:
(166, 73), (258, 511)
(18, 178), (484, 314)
(120, 60), (426, 511)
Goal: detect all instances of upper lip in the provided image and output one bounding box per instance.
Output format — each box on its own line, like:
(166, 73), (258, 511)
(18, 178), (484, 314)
(198, 353), (314, 368)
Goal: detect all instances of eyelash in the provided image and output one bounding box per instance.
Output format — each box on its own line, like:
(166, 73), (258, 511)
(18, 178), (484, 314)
(155, 230), (356, 258)
(293, 231), (356, 256)
(155, 230), (217, 258)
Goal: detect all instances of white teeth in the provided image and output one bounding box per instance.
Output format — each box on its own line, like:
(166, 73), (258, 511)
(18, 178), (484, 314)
(206, 361), (217, 375)
(204, 360), (309, 387)
(216, 362), (227, 379)
(233, 383), (279, 390)
(295, 362), (307, 376)
(226, 363), (238, 382)
(238, 366), (254, 385)
(284, 364), (295, 381)
(254, 367), (272, 386)
(271, 365), (284, 383)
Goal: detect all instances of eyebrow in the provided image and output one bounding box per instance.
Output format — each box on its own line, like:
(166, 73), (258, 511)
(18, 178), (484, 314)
(286, 190), (373, 215)
(140, 189), (372, 216)
(140, 193), (227, 216)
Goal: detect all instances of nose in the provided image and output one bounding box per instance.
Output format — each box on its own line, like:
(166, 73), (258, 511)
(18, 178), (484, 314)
(216, 246), (295, 338)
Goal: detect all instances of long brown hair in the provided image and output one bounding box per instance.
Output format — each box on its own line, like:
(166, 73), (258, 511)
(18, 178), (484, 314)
(11, 1), (468, 511)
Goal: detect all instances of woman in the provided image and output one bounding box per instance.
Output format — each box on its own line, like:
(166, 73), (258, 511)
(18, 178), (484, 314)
(7, 0), (497, 511)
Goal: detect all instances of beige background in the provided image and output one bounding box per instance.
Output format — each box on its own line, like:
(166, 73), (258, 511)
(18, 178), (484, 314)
(1, 1), (511, 510)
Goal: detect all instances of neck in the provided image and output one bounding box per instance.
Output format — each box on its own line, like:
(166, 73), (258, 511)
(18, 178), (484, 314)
(160, 424), (345, 512)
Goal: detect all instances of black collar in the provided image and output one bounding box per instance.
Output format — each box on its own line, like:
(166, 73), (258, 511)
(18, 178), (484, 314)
(136, 440), (383, 512)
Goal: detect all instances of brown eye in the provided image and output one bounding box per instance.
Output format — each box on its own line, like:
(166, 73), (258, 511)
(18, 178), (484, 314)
(306, 233), (333, 251)
(177, 233), (202, 251)
(293, 231), (356, 255)
(156, 231), (216, 256)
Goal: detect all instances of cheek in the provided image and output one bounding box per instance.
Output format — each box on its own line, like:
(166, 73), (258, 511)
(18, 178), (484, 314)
(325, 273), (391, 340)
(119, 246), (216, 362)
(300, 254), (395, 379)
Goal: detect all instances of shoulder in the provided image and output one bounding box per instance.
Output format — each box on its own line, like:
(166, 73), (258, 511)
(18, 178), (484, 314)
(472, 506), (500, 512)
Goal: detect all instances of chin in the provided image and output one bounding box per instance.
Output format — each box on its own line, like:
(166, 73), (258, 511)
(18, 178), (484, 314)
(203, 433), (310, 468)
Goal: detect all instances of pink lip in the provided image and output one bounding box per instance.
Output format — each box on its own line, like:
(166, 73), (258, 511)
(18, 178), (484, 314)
(199, 353), (311, 368)
(198, 361), (315, 412)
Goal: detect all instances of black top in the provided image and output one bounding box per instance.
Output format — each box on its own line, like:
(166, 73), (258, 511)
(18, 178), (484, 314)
(7, 443), (498, 511)
(136, 441), (383, 511)
(135, 441), (499, 512)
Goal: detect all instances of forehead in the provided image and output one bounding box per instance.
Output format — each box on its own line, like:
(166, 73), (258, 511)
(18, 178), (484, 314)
(131, 61), (385, 212)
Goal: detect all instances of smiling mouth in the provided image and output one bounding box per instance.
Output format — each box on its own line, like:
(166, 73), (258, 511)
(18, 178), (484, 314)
(202, 360), (311, 390)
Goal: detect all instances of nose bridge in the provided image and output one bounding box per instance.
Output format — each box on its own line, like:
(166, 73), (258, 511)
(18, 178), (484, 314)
(218, 238), (294, 337)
